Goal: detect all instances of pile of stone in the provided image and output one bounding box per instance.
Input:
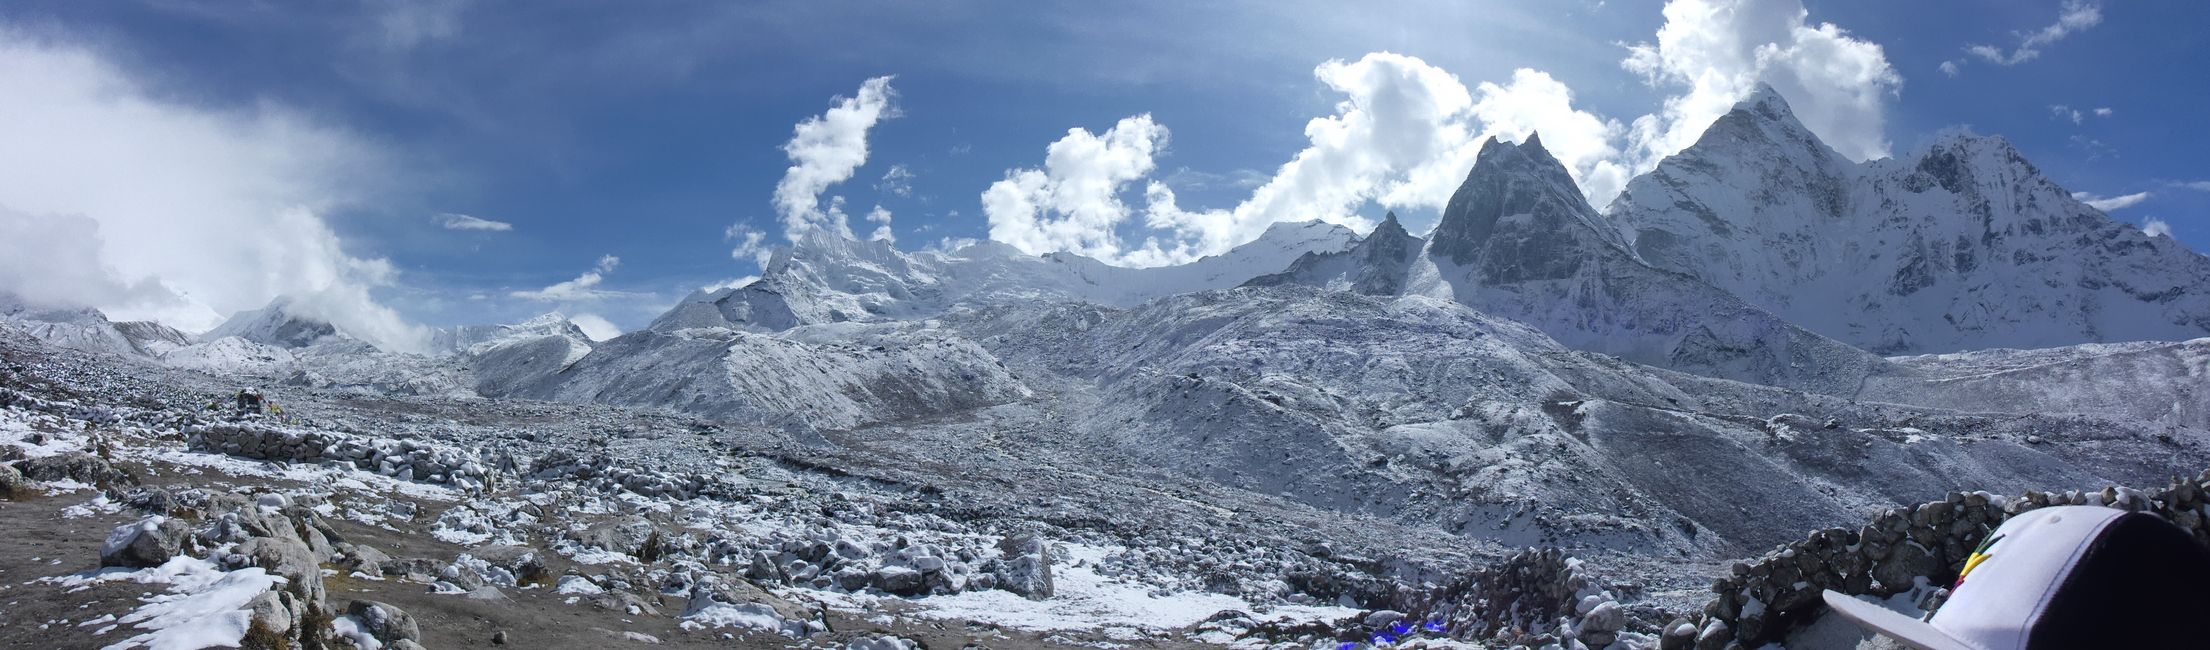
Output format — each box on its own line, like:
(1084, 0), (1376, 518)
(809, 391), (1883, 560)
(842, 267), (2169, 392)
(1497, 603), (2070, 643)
(91, 488), (432, 650)
(1684, 469), (2210, 649)
(190, 423), (498, 492)
(525, 450), (738, 501)
(1397, 548), (1647, 648)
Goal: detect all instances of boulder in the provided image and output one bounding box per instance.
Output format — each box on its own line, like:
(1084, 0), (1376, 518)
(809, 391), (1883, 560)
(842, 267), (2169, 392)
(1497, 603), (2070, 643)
(347, 600), (421, 643)
(100, 515), (189, 568)
(994, 534), (1054, 599)
(578, 516), (662, 559)
(0, 463), (27, 499)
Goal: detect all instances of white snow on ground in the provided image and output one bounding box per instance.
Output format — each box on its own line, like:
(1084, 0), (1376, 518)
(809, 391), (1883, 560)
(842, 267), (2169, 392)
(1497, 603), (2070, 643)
(38, 555), (284, 650)
(680, 602), (809, 637)
(812, 544), (1359, 633)
(329, 615), (384, 650)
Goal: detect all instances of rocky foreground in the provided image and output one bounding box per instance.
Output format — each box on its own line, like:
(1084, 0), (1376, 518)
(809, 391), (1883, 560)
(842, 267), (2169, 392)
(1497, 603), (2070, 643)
(5, 326), (2210, 650)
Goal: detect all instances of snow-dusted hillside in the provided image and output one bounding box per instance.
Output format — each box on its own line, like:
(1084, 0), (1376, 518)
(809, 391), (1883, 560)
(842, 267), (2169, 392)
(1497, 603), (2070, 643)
(1606, 84), (2210, 354)
(0, 292), (192, 358)
(493, 323), (1032, 432)
(203, 296), (346, 349)
(652, 219), (1357, 332)
(1865, 337), (2209, 430)
(1253, 136), (1887, 395)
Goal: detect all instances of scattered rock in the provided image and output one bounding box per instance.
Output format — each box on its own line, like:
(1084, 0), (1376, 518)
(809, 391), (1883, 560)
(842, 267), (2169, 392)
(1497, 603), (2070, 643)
(99, 515), (188, 568)
(0, 463), (27, 499)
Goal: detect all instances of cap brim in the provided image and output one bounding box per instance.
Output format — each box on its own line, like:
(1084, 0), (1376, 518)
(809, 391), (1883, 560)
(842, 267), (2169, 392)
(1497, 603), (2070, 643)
(1820, 590), (1977, 650)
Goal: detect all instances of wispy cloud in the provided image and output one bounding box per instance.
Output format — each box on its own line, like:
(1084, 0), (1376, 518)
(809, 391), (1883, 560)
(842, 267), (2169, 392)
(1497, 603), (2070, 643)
(511, 254), (622, 301)
(438, 212), (513, 231)
(1945, 2), (2102, 74)
(876, 164), (914, 198)
(2071, 191), (2150, 211)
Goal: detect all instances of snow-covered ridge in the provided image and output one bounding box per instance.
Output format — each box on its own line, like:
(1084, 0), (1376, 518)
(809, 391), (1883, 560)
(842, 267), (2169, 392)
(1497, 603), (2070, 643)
(1607, 83), (2210, 354)
(1253, 135), (1889, 395)
(652, 219), (1358, 333)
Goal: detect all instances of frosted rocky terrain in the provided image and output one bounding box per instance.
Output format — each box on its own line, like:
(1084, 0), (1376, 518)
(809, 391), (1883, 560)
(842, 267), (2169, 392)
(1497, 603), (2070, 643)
(3, 86), (2208, 650)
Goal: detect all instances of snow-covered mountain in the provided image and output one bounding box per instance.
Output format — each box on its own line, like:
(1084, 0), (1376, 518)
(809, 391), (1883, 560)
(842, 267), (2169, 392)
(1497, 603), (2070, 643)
(1605, 84), (2210, 354)
(203, 297), (346, 349)
(1253, 135), (1887, 395)
(652, 219), (1358, 332)
(0, 292), (192, 358)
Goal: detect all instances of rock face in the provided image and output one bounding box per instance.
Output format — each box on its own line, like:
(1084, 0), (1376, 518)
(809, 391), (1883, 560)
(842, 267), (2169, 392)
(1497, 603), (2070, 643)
(1607, 84), (2210, 354)
(1251, 135), (1888, 395)
(347, 600), (422, 644)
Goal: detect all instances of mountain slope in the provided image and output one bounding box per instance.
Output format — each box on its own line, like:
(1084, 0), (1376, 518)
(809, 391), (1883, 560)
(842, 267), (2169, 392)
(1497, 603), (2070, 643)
(204, 297), (344, 349)
(652, 220), (1358, 333)
(1254, 136), (1888, 395)
(1606, 84), (2210, 353)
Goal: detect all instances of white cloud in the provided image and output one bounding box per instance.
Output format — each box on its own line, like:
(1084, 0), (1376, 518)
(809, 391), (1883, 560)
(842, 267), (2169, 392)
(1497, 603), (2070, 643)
(0, 28), (424, 349)
(2180, 181), (2210, 192)
(724, 224), (773, 269)
(2093, 107), (2113, 117)
(876, 164), (914, 198)
(698, 276), (760, 293)
(566, 312), (621, 341)
(2071, 191), (2150, 212)
(1964, 1), (2102, 67)
(2050, 105), (2084, 124)
(511, 255), (620, 301)
(1620, 0), (1902, 165)
(864, 205), (894, 243)
(1939, 60), (1961, 77)
(989, 53), (1633, 267)
(0, 208), (195, 319)
(774, 76), (897, 242)
(982, 114), (1168, 262)
(2142, 217), (2173, 239)
(438, 212), (513, 231)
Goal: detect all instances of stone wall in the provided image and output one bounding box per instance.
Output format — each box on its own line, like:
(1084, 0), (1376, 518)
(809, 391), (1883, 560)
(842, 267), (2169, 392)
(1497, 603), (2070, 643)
(1679, 469), (2210, 649)
(189, 422), (499, 493)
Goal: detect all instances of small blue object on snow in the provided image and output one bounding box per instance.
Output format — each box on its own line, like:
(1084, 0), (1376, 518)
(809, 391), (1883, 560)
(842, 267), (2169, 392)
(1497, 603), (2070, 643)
(1423, 620), (1446, 633)
(1336, 643), (1358, 650)
(1391, 621), (1411, 636)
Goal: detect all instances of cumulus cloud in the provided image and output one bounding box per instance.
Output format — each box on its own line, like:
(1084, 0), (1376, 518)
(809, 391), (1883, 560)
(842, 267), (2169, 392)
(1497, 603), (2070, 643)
(2072, 191), (2150, 212)
(864, 205), (894, 242)
(511, 255), (620, 301)
(983, 114), (1168, 262)
(0, 28), (424, 349)
(774, 76), (898, 242)
(1620, 0), (1902, 165)
(724, 224), (773, 269)
(989, 53), (1632, 267)
(566, 312), (621, 341)
(2142, 217), (2173, 239)
(438, 212), (513, 231)
(2094, 107), (2113, 117)
(1962, 2), (2102, 68)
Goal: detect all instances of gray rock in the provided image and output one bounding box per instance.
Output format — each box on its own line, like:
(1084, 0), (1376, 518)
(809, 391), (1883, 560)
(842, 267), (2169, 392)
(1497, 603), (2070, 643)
(873, 565), (926, 595)
(578, 515), (661, 559)
(233, 535), (326, 606)
(0, 463), (29, 499)
(470, 544), (549, 585)
(100, 515), (189, 568)
(245, 590), (301, 644)
(1581, 601), (1626, 633)
(994, 534), (1054, 599)
(346, 600), (420, 643)
(340, 544), (392, 576)
(1872, 540), (1937, 593)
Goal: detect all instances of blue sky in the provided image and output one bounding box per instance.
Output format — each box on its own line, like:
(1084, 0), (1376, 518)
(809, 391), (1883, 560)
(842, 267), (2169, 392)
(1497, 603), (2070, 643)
(0, 0), (2202, 347)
